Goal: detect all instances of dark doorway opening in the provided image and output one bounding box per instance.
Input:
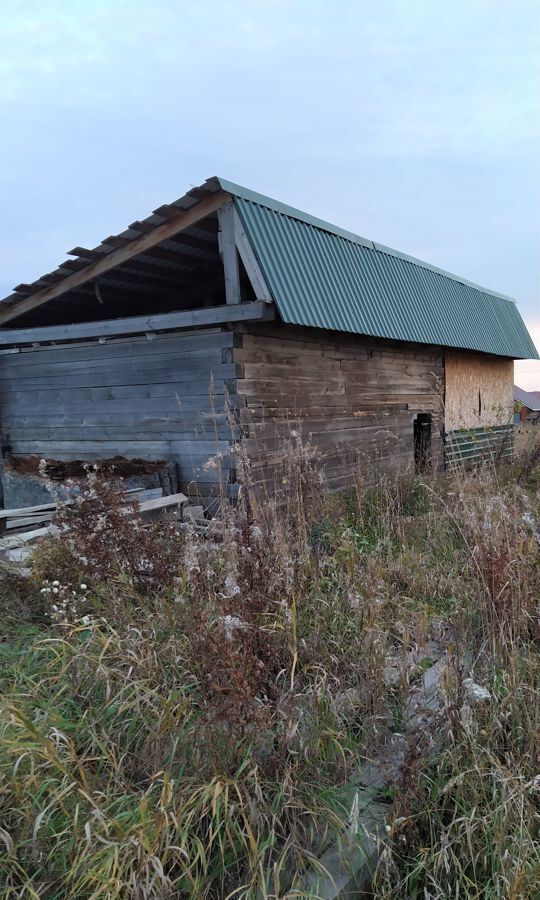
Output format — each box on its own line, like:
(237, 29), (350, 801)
(414, 413), (432, 473)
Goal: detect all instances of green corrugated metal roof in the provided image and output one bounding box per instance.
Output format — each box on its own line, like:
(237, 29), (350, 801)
(218, 178), (538, 360)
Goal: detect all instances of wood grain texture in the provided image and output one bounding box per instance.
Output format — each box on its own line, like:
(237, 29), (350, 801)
(444, 350), (513, 431)
(0, 327), (238, 503)
(234, 323), (445, 491)
(217, 202), (241, 305)
(0, 317), (453, 509)
(0, 301), (274, 346)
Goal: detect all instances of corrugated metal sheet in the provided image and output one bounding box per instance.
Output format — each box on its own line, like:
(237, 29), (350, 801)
(219, 179), (538, 360)
(445, 425), (514, 469)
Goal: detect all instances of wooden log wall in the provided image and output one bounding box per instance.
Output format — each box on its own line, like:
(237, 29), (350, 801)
(0, 327), (237, 502)
(233, 323), (445, 493)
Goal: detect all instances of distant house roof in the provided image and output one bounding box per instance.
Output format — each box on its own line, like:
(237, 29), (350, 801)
(514, 385), (540, 411)
(1, 176), (538, 359)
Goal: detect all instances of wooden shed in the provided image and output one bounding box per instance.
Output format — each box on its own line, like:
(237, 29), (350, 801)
(0, 177), (537, 507)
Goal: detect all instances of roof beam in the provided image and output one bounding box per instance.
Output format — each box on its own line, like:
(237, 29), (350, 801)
(76, 272), (226, 309)
(92, 266), (190, 294)
(69, 243), (218, 269)
(137, 245), (217, 268)
(166, 232), (216, 252)
(194, 216), (219, 234)
(0, 190), (231, 326)
(0, 301), (275, 347)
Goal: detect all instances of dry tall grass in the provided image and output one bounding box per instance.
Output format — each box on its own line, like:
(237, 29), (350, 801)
(0, 437), (539, 898)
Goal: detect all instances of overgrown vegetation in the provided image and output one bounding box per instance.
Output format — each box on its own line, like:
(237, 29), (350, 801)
(0, 439), (539, 898)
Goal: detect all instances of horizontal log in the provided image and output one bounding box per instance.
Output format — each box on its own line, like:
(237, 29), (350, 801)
(0, 365), (237, 392)
(238, 379), (347, 397)
(0, 352), (232, 382)
(0, 501), (57, 520)
(0, 330), (233, 368)
(242, 323), (441, 356)
(0, 302), (274, 346)
(239, 339), (442, 370)
(1, 427), (236, 442)
(2, 324), (224, 352)
(239, 401), (410, 416)
(245, 413), (411, 435)
(0, 407), (231, 425)
(236, 349), (442, 379)
(6, 437), (230, 452)
(0, 384), (239, 406)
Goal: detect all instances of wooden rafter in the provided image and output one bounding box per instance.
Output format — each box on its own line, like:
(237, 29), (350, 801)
(0, 190), (231, 326)
(71, 272), (226, 309)
(136, 245), (217, 267)
(193, 216), (219, 234)
(92, 265), (191, 294)
(233, 208), (273, 303)
(166, 232), (216, 252)
(68, 243), (218, 273)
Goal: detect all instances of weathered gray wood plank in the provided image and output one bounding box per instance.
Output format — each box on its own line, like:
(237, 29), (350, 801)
(0, 366), (237, 392)
(3, 426), (236, 441)
(0, 385), (237, 405)
(1, 407), (231, 425)
(6, 437), (230, 452)
(0, 352), (230, 380)
(0, 333), (233, 369)
(0, 302), (274, 346)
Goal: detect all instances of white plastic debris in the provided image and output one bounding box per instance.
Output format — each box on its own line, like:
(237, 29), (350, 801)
(463, 677), (491, 704)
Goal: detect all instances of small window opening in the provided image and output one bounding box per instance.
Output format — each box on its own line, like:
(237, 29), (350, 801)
(414, 413), (432, 474)
(478, 390), (482, 417)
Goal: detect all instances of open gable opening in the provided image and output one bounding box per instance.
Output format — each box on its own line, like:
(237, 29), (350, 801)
(7, 211), (257, 329)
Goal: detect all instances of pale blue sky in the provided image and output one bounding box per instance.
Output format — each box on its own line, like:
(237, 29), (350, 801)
(1, 0), (539, 384)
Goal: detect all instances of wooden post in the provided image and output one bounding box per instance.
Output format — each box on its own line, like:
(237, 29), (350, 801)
(217, 202), (241, 305)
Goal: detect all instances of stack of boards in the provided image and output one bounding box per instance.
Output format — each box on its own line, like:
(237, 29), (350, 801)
(0, 487), (188, 566)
